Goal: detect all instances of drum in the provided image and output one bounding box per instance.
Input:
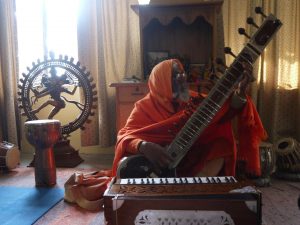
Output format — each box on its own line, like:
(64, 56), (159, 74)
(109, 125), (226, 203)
(24, 119), (61, 186)
(259, 142), (276, 178)
(0, 141), (20, 170)
(255, 142), (275, 187)
(275, 137), (300, 173)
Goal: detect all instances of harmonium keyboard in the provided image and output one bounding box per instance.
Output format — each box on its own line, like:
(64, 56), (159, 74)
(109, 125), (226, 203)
(103, 176), (261, 225)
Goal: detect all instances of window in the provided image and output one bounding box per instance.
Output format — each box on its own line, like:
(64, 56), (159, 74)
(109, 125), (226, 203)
(15, 0), (79, 76)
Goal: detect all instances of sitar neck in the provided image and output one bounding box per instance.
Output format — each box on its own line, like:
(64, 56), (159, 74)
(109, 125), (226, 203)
(167, 13), (282, 169)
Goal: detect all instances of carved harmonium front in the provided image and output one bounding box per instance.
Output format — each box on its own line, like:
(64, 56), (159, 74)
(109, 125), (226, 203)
(103, 176), (261, 225)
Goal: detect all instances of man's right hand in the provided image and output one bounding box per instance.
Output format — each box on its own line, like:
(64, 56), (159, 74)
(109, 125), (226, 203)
(138, 141), (173, 169)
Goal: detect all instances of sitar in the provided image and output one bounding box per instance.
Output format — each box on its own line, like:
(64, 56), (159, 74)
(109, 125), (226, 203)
(117, 8), (282, 179)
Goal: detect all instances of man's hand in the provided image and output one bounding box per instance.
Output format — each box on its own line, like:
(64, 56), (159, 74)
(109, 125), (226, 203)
(138, 141), (173, 169)
(236, 62), (255, 96)
(230, 62), (255, 109)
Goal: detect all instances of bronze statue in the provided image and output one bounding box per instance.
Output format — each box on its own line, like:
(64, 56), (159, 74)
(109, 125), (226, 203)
(18, 53), (97, 167)
(30, 67), (82, 119)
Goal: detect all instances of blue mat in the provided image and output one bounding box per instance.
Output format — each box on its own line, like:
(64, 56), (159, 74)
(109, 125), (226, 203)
(0, 186), (64, 225)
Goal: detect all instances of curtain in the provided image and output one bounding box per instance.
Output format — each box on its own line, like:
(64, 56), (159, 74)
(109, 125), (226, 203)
(77, 0), (141, 147)
(223, 0), (262, 103)
(259, 0), (300, 143)
(223, 0), (300, 143)
(3, 0), (298, 149)
(0, 0), (20, 145)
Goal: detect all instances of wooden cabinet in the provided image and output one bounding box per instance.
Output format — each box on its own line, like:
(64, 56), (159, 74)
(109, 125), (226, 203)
(131, 1), (225, 80)
(110, 82), (149, 131)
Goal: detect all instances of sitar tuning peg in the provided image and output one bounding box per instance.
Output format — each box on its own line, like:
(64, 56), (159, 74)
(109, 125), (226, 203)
(247, 17), (259, 29)
(238, 28), (251, 39)
(255, 7), (267, 18)
(215, 57), (228, 69)
(224, 47), (237, 58)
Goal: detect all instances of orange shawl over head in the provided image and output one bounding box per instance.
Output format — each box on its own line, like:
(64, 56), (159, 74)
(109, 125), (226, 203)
(112, 59), (267, 177)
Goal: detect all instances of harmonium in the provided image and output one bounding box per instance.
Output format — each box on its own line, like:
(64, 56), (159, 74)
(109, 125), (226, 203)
(103, 176), (261, 225)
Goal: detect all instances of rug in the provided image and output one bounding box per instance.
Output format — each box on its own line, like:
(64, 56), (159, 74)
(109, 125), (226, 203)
(0, 186), (64, 225)
(0, 167), (106, 225)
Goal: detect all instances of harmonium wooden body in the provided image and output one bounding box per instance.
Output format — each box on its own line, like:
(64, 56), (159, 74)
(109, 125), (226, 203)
(103, 176), (261, 225)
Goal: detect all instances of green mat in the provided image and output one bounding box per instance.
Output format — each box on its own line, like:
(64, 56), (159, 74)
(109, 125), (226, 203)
(0, 186), (64, 225)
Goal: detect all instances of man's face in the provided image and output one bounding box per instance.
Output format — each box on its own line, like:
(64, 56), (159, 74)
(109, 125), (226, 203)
(172, 61), (190, 102)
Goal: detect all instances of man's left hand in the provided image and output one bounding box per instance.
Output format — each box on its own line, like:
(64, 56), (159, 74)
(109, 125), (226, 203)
(236, 62), (255, 96)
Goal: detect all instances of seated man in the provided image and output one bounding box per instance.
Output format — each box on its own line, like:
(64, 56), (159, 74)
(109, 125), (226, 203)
(112, 59), (267, 178)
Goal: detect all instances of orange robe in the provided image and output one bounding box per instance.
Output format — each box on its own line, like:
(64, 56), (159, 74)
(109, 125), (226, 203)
(112, 59), (267, 177)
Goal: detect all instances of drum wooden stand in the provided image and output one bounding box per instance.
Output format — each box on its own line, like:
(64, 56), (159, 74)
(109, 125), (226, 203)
(25, 119), (60, 186)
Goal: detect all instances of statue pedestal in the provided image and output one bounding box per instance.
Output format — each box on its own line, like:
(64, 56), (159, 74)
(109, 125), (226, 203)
(29, 139), (83, 168)
(53, 139), (84, 167)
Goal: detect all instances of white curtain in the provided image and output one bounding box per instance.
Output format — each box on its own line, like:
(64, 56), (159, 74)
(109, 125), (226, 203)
(77, 0), (141, 147)
(0, 0), (20, 145)
(223, 0), (300, 143)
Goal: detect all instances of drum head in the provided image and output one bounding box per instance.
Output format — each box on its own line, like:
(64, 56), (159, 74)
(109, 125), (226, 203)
(275, 137), (298, 155)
